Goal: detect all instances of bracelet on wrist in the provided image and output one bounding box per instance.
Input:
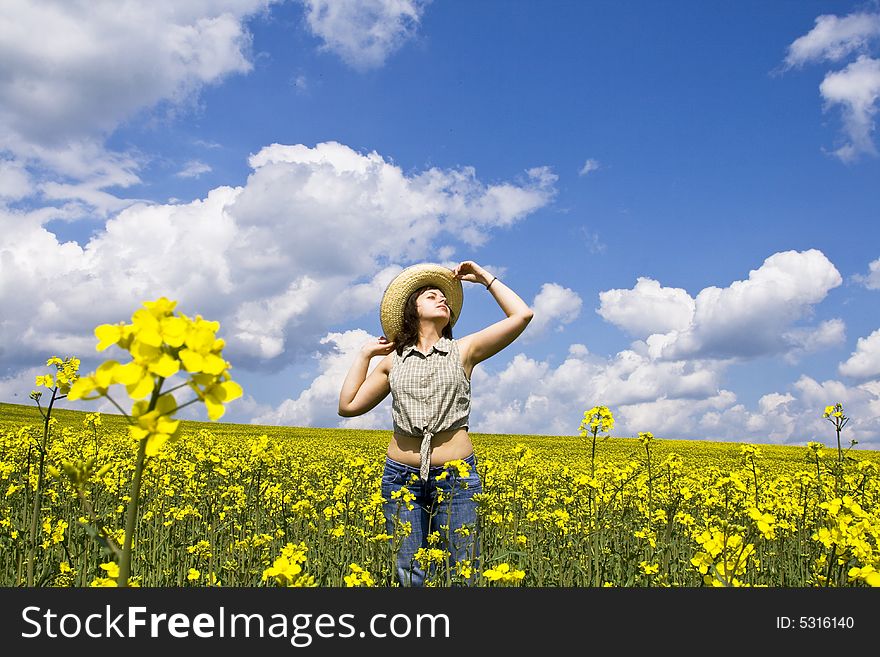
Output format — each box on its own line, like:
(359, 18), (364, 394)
(486, 276), (497, 290)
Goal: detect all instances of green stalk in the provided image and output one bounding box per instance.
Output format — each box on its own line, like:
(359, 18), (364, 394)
(27, 388), (57, 587)
(117, 380), (162, 586)
(836, 425), (842, 464)
(645, 443), (654, 522)
(118, 435), (147, 586)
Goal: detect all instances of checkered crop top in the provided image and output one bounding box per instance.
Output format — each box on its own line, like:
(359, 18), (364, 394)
(389, 337), (471, 480)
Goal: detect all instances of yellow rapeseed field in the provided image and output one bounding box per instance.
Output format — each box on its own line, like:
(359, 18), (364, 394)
(2, 400), (879, 588)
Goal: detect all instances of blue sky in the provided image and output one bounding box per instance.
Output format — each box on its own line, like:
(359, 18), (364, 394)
(2, 0), (880, 449)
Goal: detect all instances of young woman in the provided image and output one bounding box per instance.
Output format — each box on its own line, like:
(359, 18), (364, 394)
(338, 260), (533, 586)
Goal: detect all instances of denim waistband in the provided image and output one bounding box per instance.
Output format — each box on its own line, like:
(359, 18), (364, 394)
(385, 451), (476, 473)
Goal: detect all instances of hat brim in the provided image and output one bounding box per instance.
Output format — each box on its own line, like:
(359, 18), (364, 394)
(380, 263), (463, 342)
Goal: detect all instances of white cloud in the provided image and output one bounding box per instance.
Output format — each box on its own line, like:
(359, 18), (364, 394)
(782, 318), (846, 363)
(758, 392), (795, 414)
(641, 250), (842, 361)
(523, 283), (582, 340)
(176, 160), (213, 178)
(464, 348), (880, 449)
(784, 12), (880, 68)
(0, 1), (269, 147)
(300, 0), (429, 71)
(464, 345), (729, 437)
(0, 141), (555, 375)
(0, 0), (276, 206)
(819, 55), (880, 161)
(783, 12), (880, 162)
(839, 328), (880, 379)
(597, 277), (694, 339)
(579, 158), (600, 176)
(853, 257), (880, 289)
(0, 158), (32, 200)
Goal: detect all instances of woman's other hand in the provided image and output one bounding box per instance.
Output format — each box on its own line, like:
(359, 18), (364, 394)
(452, 260), (491, 286)
(361, 336), (396, 359)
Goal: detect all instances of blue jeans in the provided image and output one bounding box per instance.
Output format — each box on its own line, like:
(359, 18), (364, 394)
(381, 452), (481, 587)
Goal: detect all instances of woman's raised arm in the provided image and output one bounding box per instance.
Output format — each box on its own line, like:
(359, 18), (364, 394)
(338, 337), (394, 417)
(453, 261), (534, 367)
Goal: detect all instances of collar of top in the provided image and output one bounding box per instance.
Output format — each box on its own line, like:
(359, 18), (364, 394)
(402, 336), (452, 358)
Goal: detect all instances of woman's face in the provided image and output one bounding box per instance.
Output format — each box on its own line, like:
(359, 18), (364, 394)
(416, 287), (450, 325)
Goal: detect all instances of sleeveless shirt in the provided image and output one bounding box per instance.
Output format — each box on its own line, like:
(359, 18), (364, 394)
(389, 337), (471, 480)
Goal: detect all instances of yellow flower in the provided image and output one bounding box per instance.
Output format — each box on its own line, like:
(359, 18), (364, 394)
(130, 394), (181, 456)
(443, 459), (472, 478)
(95, 323), (131, 351)
(344, 564), (375, 587)
(262, 543), (314, 587)
(748, 507), (776, 539)
(190, 374), (243, 420)
(88, 561), (120, 587)
(35, 374), (54, 389)
(187, 568), (200, 581)
(690, 552), (713, 575)
(580, 405), (615, 435)
(482, 562), (525, 583)
(262, 556), (302, 585)
(639, 561), (660, 575)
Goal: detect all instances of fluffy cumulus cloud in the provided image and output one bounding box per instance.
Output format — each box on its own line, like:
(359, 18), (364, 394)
(300, 0), (429, 70)
(0, 0), (276, 209)
(839, 329), (880, 379)
(784, 12), (880, 161)
(523, 283), (582, 340)
(609, 250), (844, 361)
(0, 141), (555, 373)
(597, 277), (694, 338)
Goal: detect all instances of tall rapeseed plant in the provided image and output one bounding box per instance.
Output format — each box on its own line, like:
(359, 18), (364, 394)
(68, 297), (242, 586)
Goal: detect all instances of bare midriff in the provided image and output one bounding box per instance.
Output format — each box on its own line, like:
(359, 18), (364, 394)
(387, 427), (473, 467)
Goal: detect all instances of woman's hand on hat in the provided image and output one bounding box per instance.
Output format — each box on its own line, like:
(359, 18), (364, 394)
(452, 260), (491, 286)
(362, 336), (395, 358)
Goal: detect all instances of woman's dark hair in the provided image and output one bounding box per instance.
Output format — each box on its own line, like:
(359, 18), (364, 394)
(395, 285), (453, 355)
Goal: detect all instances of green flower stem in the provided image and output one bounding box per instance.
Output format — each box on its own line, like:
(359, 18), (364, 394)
(645, 444), (654, 522)
(117, 379), (163, 587)
(749, 457), (760, 508)
(590, 428), (598, 478)
(118, 434), (147, 586)
(26, 386), (58, 587)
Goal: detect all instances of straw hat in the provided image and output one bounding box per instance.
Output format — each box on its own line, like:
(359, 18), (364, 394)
(380, 263), (463, 342)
